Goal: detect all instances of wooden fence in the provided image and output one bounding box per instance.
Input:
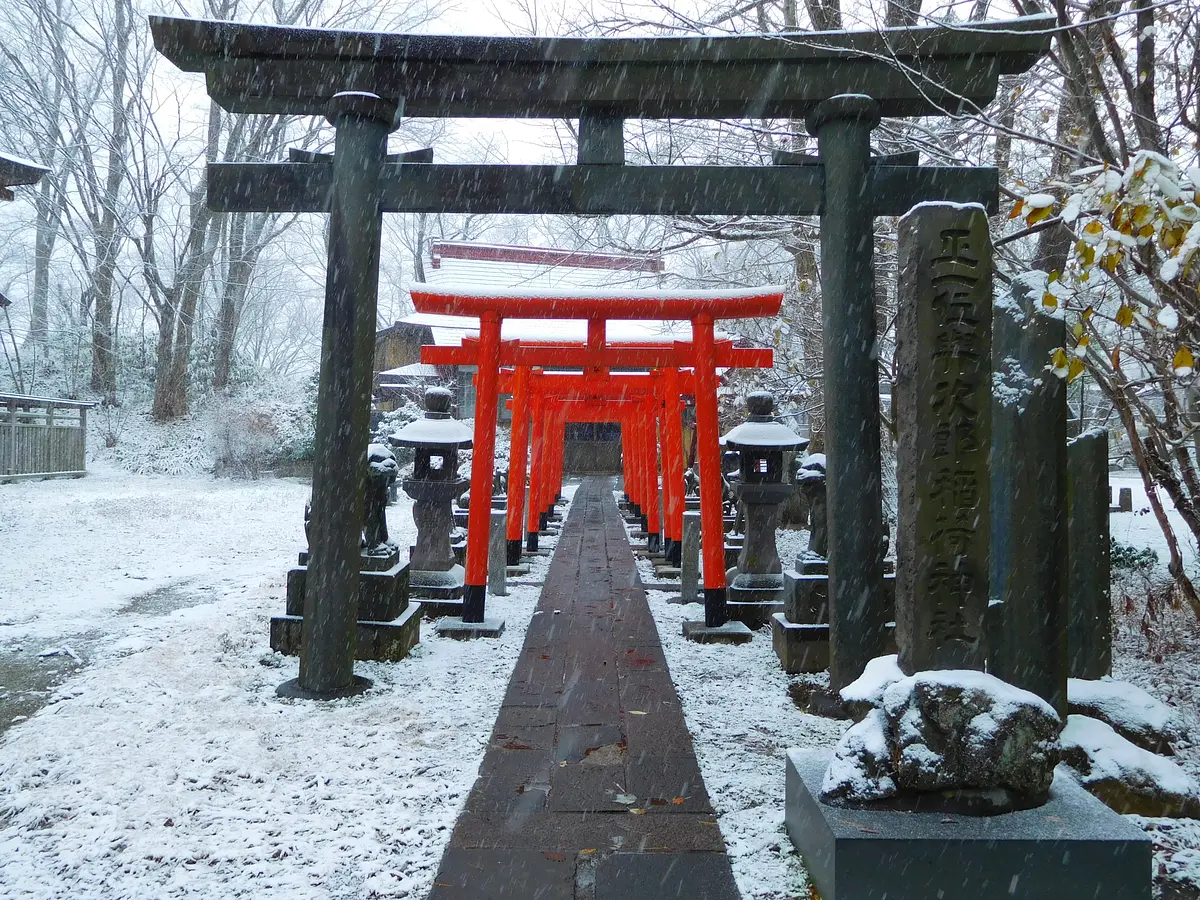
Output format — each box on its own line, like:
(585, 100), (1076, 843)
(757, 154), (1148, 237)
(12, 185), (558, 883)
(0, 392), (96, 482)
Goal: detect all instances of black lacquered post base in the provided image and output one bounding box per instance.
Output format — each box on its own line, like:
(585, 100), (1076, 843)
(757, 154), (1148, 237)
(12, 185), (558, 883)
(526, 531), (539, 551)
(539, 512), (549, 531)
(506, 539), (523, 566)
(664, 538), (681, 567)
(463, 583), (486, 623)
(705, 587), (727, 628)
(276, 675), (372, 700)
(647, 532), (662, 553)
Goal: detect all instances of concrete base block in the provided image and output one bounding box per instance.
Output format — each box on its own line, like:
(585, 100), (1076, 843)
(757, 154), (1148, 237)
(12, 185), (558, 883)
(506, 564), (531, 576)
(270, 602), (421, 662)
(771, 613), (829, 673)
(682, 620), (753, 644)
(435, 617), (506, 639)
(785, 748), (1152, 900)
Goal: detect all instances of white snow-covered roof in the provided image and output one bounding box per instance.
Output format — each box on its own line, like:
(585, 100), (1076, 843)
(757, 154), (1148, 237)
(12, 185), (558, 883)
(722, 419), (807, 449)
(428, 249), (662, 293)
(379, 362), (442, 380)
(395, 312), (700, 346)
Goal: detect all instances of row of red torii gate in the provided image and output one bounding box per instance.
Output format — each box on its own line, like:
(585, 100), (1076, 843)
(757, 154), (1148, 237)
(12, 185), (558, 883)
(412, 283), (783, 632)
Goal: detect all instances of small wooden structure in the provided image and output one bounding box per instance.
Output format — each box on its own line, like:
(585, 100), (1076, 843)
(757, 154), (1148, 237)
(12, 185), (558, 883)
(0, 393), (96, 482)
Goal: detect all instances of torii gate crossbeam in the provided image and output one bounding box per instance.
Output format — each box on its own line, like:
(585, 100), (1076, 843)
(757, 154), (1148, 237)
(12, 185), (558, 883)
(412, 287), (782, 632)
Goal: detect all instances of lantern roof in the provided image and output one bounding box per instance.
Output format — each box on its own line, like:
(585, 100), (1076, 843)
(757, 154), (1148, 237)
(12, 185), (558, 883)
(391, 387), (473, 449)
(722, 391), (807, 451)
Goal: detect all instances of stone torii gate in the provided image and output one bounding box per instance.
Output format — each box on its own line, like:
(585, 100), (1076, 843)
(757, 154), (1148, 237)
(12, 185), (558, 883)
(411, 284), (782, 635)
(150, 14), (1052, 697)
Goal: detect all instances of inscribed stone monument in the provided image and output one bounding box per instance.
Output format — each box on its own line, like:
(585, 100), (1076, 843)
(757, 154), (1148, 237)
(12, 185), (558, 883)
(894, 203), (992, 674)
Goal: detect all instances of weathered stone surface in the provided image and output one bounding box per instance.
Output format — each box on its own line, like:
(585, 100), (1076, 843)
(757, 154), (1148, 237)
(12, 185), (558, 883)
(680, 510), (701, 604)
(885, 670), (1060, 798)
(838, 653), (905, 721)
(796, 454), (828, 559)
(821, 669), (1062, 805)
(1067, 427), (1112, 679)
(789, 749), (1153, 900)
(488, 508), (507, 596)
(1059, 715), (1200, 817)
(895, 202), (993, 674)
(1068, 677), (1180, 754)
(820, 708), (897, 802)
(270, 602), (420, 662)
(989, 275), (1069, 716)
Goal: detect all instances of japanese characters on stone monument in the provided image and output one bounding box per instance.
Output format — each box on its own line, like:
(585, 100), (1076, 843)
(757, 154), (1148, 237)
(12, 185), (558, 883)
(895, 203), (993, 674)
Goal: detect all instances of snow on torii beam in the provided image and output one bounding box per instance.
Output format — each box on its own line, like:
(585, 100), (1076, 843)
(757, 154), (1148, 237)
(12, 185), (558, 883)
(410, 284), (782, 629)
(425, 339), (773, 370)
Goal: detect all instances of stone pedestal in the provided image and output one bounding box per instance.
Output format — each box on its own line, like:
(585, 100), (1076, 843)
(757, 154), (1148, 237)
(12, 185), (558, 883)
(785, 749), (1150, 900)
(405, 476), (468, 616)
(679, 510), (701, 604)
(989, 277), (1068, 716)
(272, 545), (421, 662)
(773, 559), (897, 675)
(488, 507), (507, 597)
(724, 482), (792, 626)
(1068, 427), (1112, 679)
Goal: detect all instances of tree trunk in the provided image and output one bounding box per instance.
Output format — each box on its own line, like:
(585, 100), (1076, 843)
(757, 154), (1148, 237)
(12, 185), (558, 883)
(212, 213), (247, 392)
(29, 176), (57, 350)
(88, 0), (130, 405)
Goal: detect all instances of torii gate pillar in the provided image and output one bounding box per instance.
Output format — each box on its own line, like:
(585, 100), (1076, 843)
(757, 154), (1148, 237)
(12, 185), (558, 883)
(811, 95), (889, 692)
(281, 92), (396, 699)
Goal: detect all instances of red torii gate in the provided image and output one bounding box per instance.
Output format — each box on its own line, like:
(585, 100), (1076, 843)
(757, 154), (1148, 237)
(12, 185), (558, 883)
(426, 341), (771, 565)
(411, 284), (782, 633)
(500, 370), (695, 559)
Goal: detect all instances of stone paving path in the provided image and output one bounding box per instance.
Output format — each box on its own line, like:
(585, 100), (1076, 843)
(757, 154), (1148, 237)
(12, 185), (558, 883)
(428, 476), (740, 900)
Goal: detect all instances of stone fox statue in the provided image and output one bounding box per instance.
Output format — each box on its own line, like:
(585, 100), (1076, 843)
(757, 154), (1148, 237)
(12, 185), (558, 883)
(303, 443), (400, 553)
(364, 443), (399, 551)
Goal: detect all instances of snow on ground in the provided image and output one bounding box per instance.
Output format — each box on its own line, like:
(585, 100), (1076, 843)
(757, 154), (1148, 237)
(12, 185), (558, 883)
(630, 544), (846, 900)
(1110, 473), (1198, 570)
(0, 466), (569, 898)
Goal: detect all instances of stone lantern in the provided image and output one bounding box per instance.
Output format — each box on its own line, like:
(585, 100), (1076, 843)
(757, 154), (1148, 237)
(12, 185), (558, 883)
(392, 387), (472, 614)
(722, 391), (807, 625)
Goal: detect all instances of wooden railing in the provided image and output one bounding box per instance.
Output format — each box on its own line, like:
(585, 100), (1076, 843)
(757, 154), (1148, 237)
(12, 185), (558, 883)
(0, 392), (97, 482)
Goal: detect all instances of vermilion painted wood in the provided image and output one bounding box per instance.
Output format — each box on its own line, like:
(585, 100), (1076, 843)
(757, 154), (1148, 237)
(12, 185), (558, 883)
(498, 371), (697, 395)
(410, 287), (783, 320)
(526, 393), (546, 540)
(692, 315), (728, 609)
(662, 367), (685, 546)
(464, 312), (503, 616)
(642, 394), (662, 541)
(424, 341), (772, 370)
(506, 365), (531, 545)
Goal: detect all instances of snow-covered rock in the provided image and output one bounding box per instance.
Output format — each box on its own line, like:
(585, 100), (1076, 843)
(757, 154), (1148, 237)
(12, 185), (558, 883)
(1068, 677), (1180, 755)
(883, 671), (1061, 798)
(1059, 715), (1200, 818)
(821, 669), (1062, 806)
(839, 653), (905, 721)
(821, 708), (897, 802)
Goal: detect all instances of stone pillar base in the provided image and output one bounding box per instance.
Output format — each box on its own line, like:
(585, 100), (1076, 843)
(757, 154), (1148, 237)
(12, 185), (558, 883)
(771, 613), (829, 673)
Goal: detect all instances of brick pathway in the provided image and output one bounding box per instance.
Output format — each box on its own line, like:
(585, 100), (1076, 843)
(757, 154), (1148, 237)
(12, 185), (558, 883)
(427, 476), (740, 900)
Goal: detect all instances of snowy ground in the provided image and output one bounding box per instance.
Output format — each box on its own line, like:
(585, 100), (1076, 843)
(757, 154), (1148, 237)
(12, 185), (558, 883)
(0, 465), (570, 898)
(4, 461), (1200, 898)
